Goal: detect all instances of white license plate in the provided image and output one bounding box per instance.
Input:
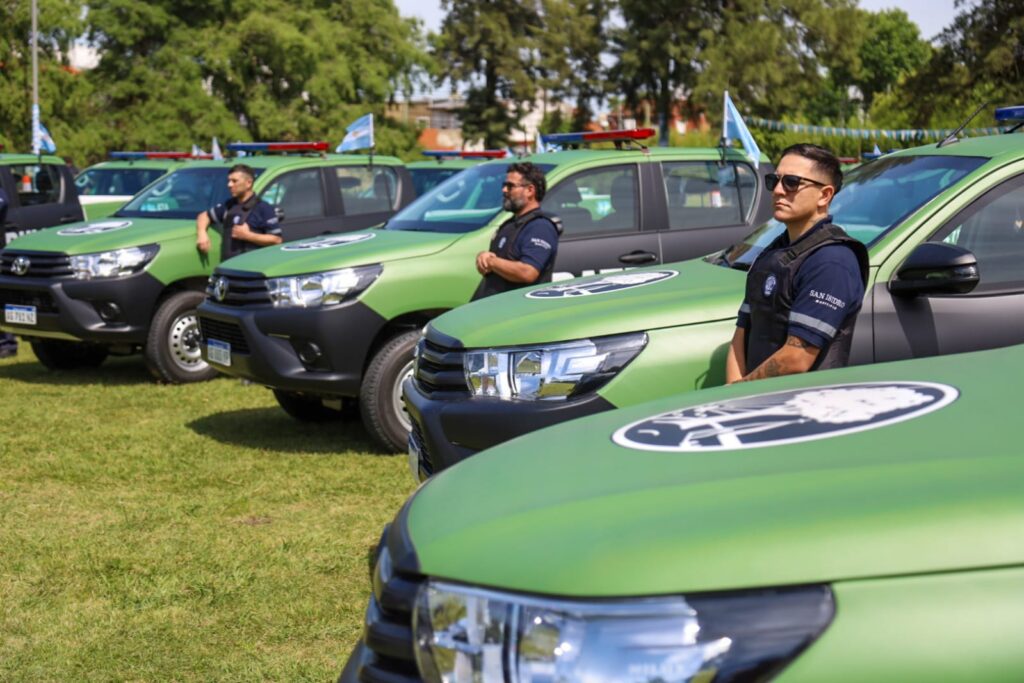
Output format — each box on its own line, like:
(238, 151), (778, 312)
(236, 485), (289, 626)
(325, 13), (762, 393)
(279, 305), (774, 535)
(207, 338), (231, 366)
(4, 304), (36, 325)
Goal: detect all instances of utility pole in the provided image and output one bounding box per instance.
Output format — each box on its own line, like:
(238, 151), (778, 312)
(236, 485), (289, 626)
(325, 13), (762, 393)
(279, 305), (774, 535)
(31, 0), (41, 156)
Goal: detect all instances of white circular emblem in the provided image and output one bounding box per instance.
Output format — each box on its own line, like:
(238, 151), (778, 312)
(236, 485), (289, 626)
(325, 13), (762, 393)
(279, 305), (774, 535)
(612, 381), (959, 452)
(763, 274), (777, 297)
(58, 220), (133, 236)
(281, 233), (375, 251)
(526, 270), (678, 299)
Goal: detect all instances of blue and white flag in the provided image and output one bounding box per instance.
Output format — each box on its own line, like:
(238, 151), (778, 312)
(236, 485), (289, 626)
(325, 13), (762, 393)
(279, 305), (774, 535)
(872, 143), (881, 156)
(31, 105), (57, 154)
(211, 137), (224, 161)
(38, 123), (57, 154)
(723, 91), (760, 168)
(337, 114), (374, 153)
(191, 144), (202, 157)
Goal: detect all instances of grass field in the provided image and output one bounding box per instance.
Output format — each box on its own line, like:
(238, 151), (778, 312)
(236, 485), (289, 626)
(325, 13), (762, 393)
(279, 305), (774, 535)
(0, 348), (415, 682)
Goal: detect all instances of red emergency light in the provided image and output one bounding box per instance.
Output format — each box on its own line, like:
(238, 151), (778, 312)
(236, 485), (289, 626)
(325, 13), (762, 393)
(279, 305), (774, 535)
(541, 128), (657, 146)
(422, 150), (508, 159)
(109, 151), (211, 160)
(227, 141), (330, 154)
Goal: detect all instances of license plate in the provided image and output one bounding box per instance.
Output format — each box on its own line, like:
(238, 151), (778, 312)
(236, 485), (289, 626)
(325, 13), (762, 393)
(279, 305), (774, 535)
(207, 338), (231, 366)
(4, 304), (36, 325)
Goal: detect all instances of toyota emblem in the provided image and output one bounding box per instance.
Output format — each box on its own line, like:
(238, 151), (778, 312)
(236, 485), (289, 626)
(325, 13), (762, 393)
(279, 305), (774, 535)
(214, 277), (229, 302)
(11, 256), (30, 276)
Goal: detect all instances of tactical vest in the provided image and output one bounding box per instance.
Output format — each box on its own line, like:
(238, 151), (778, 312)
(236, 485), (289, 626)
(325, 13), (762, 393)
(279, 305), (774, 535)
(220, 194), (262, 260)
(744, 223), (869, 372)
(471, 209), (563, 301)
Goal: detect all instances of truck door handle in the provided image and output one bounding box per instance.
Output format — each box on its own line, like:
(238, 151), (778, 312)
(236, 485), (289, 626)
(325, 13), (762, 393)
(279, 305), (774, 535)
(60, 215), (79, 223)
(619, 250), (657, 264)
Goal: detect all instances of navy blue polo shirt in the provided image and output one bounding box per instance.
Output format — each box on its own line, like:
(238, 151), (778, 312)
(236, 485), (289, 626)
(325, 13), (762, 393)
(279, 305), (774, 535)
(511, 219), (559, 272)
(207, 195), (281, 257)
(737, 217), (865, 348)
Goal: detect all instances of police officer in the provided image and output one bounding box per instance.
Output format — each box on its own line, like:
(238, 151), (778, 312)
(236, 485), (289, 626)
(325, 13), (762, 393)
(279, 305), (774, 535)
(195, 163), (281, 259)
(725, 143), (868, 383)
(0, 186), (16, 358)
(472, 162), (561, 300)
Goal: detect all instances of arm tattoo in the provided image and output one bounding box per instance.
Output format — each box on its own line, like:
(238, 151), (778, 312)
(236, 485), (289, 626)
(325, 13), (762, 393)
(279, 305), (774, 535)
(785, 337), (814, 349)
(741, 358), (784, 382)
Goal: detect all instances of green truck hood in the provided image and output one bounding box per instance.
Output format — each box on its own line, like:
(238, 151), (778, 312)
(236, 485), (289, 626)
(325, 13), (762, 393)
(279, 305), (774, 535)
(430, 259), (746, 347)
(407, 345), (1024, 596)
(216, 228), (462, 277)
(5, 217), (191, 254)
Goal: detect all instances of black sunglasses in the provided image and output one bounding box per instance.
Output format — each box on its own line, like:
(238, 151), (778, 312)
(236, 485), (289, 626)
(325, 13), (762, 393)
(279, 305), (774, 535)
(765, 173), (828, 192)
(502, 181), (531, 190)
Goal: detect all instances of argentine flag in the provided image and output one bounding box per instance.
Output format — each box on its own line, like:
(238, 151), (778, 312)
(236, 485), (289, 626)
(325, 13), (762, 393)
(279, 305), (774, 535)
(723, 91), (761, 168)
(337, 114), (374, 153)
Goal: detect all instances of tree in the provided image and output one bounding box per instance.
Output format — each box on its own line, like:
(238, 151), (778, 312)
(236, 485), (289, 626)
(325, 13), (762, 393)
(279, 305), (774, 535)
(431, 0), (543, 148)
(854, 9), (931, 109)
(536, 0), (610, 130)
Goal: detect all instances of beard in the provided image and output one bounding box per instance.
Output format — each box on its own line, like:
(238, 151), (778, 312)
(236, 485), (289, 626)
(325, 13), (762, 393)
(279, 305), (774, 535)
(502, 194), (525, 212)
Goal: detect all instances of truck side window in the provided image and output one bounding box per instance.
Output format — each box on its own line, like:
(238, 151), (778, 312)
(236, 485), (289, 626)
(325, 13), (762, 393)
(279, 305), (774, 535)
(660, 161), (755, 230)
(931, 176), (1024, 293)
(10, 164), (63, 206)
(542, 165), (639, 236)
(261, 169), (326, 220)
(336, 166), (399, 216)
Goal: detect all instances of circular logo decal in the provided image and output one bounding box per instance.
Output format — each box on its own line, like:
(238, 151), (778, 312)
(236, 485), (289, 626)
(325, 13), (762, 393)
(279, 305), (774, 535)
(526, 270), (678, 299)
(612, 381), (958, 452)
(280, 233), (375, 251)
(763, 274), (777, 297)
(58, 220), (133, 236)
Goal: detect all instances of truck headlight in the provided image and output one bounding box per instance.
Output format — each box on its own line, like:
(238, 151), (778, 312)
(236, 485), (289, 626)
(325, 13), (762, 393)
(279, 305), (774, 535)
(266, 264), (381, 308)
(414, 581), (833, 683)
(463, 332), (646, 400)
(70, 244), (159, 280)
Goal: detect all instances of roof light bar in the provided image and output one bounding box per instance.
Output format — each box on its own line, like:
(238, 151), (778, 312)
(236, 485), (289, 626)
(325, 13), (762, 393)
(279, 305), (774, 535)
(226, 141), (330, 153)
(540, 128), (657, 146)
(422, 150), (508, 159)
(995, 106), (1024, 123)
(109, 151), (207, 160)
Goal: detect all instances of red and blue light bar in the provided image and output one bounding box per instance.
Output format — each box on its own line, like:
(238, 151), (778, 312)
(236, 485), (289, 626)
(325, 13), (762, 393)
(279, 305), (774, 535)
(540, 128), (657, 146)
(109, 151), (211, 160)
(995, 106), (1024, 123)
(226, 141), (329, 154)
(422, 150), (508, 159)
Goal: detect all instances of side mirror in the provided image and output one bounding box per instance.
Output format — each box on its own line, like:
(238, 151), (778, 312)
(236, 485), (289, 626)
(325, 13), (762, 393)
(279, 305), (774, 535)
(274, 206), (285, 223)
(889, 242), (979, 297)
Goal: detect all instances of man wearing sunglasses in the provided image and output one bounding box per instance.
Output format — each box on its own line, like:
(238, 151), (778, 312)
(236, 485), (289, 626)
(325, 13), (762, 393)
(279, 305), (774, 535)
(726, 143), (868, 384)
(472, 162), (562, 300)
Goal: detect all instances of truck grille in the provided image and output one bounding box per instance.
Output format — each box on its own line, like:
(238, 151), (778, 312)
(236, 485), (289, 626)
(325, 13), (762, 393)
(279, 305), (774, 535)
(0, 288), (58, 313)
(408, 419), (433, 478)
(414, 338), (468, 395)
(360, 533), (425, 682)
(197, 317), (250, 354)
(0, 251), (72, 278)
(206, 269), (271, 307)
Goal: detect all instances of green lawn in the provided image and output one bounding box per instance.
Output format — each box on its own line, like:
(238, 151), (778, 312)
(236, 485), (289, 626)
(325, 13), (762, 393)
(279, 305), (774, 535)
(0, 348), (415, 682)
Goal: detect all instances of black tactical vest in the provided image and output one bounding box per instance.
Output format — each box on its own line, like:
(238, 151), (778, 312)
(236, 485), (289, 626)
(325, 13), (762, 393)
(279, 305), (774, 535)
(220, 194), (262, 260)
(744, 223), (869, 372)
(471, 209), (563, 301)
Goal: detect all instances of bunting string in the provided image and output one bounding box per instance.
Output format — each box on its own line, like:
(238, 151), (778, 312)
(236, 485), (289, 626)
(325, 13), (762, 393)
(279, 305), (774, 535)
(747, 116), (1007, 142)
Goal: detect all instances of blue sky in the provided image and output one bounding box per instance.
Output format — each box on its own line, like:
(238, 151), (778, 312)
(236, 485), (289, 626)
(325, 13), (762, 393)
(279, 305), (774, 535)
(395, 0), (961, 42)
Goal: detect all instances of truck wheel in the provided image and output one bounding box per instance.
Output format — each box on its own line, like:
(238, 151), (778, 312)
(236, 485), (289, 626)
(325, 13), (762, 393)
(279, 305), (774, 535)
(144, 290), (218, 384)
(360, 330), (419, 453)
(272, 390), (357, 422)
(30, 340), (109, 370)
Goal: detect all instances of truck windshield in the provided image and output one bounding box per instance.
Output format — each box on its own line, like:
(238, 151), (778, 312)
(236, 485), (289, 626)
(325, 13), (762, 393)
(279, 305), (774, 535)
(75, 167), (167, 196)
(713, 154), (988, 270)
(386, 162), (553, 234)
(116, 167), (261, 219)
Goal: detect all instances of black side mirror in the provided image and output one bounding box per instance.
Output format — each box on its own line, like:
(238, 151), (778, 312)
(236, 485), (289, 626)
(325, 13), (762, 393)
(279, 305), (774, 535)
(274, 206), (285, 223)
(889, 242), (979, 297)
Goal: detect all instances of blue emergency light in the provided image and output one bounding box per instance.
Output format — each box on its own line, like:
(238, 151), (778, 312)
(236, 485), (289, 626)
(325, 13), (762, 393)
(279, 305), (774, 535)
(109, 151), (203, 160)
(421, 150), (508, 159)
(226, 141), (329, 154)
(995, 106), (1024, 123)
(541, 128), (656, 146)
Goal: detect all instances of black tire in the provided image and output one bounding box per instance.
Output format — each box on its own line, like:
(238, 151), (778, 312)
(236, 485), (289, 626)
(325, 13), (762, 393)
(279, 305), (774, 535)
(144, 290), (218, 383)
(30, 339), (109, 370)
(272, 389), (357, 422)
(360, 330), (420, 453)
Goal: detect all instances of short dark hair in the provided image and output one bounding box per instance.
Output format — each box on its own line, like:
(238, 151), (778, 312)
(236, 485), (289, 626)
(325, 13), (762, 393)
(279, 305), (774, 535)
(778, 143), (843, 194)
(507, 161), (547, 201)
(229, 164), (256, 181)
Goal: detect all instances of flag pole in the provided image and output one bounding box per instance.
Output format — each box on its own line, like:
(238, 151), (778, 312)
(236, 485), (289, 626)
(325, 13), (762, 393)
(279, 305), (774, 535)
(31, 0), (40, 158)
